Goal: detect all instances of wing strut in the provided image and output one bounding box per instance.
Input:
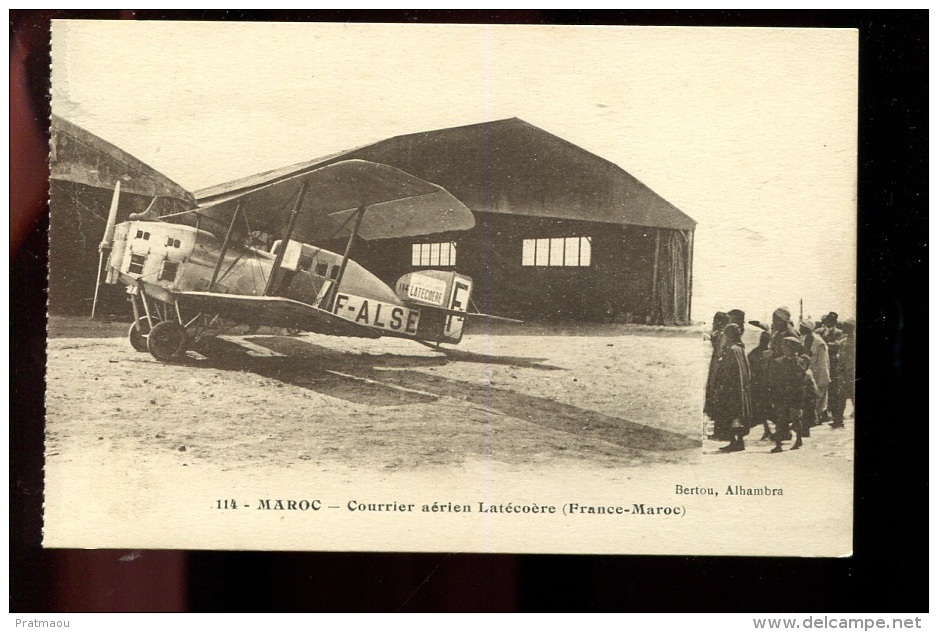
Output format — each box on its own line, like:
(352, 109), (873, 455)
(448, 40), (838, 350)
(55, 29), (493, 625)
(321, 205), (365, 311)
(208, 200), (242, 292)
(264, 181), (310, 296)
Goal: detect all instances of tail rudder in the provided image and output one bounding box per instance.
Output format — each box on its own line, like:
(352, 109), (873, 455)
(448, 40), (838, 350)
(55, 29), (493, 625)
(395, 270), (473, 344)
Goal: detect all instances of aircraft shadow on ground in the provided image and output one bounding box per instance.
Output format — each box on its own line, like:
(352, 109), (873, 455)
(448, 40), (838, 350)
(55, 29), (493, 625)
(434, 347), (561, 370)
(463, 321), (701, 339)
(183, 335), (700, 453)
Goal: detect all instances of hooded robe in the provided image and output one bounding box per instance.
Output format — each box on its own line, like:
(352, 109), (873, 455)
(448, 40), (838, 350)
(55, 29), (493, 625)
(710, 342), (753, 441)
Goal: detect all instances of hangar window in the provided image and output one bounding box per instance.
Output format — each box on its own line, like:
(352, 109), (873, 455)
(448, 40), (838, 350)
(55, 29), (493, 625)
(412, 242), (456, 267)
(128, 254), (147, 275)
(522, 237), (591, 267)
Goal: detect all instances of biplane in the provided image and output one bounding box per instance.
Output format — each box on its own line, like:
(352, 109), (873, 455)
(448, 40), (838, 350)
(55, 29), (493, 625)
(50, 115), (512, 362)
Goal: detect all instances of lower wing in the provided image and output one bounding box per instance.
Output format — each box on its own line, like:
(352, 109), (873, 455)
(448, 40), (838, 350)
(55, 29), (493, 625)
(177, 291), (381, 339)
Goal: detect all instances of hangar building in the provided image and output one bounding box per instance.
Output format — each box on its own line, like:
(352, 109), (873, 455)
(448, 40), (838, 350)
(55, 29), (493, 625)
(198, 118), (696, 324)
(49, 115), (198, 315)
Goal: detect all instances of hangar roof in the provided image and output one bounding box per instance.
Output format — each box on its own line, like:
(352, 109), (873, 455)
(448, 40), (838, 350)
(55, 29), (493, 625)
(50, 115), (196, 208)
(197, 118), (695, 231)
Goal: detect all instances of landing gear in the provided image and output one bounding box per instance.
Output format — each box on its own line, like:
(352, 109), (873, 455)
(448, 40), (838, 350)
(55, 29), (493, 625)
(127, 284), (226, 362)
(147, 321), (189, 362)
(128, 317), (156, 352)
(129, 285), (198, 362)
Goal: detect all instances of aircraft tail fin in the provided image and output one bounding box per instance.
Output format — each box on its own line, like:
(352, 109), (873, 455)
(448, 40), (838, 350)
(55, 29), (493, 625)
(394, 270), (473, 344)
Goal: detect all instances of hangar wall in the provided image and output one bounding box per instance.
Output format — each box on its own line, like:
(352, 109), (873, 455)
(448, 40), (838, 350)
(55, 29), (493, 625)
(49, 115), (198, 317)
(49, 182), (166, 316)
(323, 214), (693, 324)
(313, 119), (696, 324)
(51, 116), (695, 325)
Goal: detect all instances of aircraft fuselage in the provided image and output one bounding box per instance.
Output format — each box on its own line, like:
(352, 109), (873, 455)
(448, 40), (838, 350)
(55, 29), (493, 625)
(105, 220), (470, 342)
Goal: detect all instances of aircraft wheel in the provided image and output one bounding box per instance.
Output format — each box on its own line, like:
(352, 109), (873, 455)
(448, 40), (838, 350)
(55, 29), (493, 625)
(147, 321), (188, 362)
(128, 317), (157, 352)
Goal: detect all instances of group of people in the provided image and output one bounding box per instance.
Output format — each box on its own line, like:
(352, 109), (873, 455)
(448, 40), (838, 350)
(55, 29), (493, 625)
(704, 307), (856, 454)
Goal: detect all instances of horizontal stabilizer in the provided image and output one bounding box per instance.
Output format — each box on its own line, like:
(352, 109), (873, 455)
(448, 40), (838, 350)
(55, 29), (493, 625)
(464, 312), (524, 324)
(419, 304), (523, 324)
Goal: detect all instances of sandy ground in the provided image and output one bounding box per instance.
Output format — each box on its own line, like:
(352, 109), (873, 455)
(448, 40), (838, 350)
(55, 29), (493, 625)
(43, 317), (853, 555)
(46, 316), (702, 474)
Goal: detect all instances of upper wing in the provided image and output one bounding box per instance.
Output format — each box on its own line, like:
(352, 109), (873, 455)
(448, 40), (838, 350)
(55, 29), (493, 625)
(176, 159), (475, 242)
(178, 292), (380, 339)
(50, 116), (473, 243)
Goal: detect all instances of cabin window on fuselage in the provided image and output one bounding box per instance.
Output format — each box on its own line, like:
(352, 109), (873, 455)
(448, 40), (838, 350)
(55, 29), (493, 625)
(165, 237), (181, 248)
(128, 254), (147, 275)
(314, 262), (329, 277)
(521, 237), (591, 267)
(329, 265), (340, 280)
(159, 260), (179, 282)
(135, 230), (151, 241)
(412, 242), (456, 267)
(298, 254), (313, 273)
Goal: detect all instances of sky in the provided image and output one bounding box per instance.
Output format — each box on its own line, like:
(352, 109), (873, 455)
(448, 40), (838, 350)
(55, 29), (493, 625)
(51, 21), (858, 323)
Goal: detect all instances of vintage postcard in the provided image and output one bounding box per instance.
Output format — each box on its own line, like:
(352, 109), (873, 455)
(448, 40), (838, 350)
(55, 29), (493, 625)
(45, 21), (856, 554)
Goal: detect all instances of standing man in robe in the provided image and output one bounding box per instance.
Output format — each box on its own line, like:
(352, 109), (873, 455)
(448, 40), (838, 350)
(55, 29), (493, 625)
(704, 311), (730, 430)
(768, 336), (809, 452)
(821, 312), (847, 428)
(747, 328), (773, 440)
(836, 319), (856, 421)
(711, 323), (752, 452)
(768, 307), (801, 358)
(800, 321), (830, 426)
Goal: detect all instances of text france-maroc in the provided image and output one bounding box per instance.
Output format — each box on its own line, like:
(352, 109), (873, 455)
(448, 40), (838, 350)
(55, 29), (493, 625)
(563, 503), (684, 516)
